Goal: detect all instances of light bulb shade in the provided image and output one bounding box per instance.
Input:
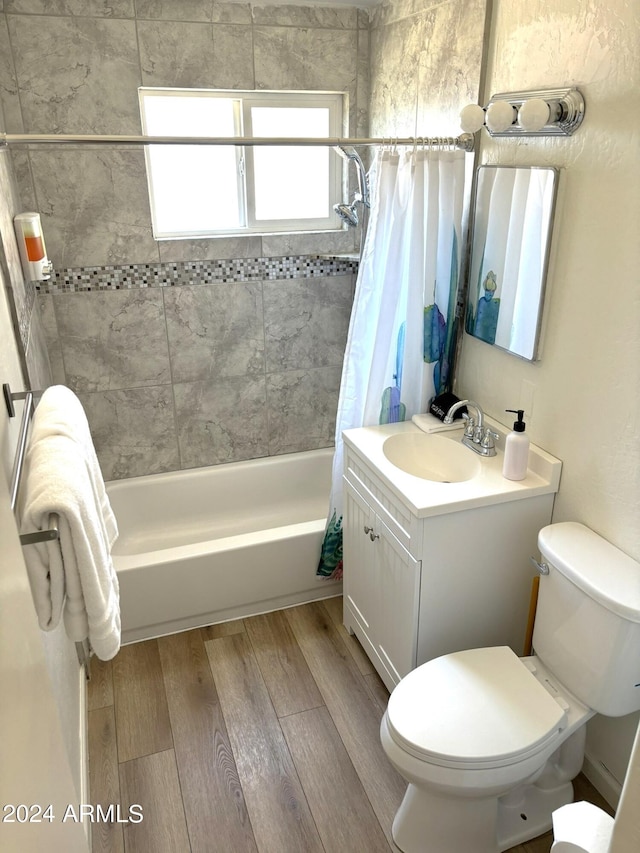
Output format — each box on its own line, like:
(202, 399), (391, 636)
(14, 212), (53, 281)
(518, 98), (551, 132)
(460, 104), (485, 133)
(485, 101), (516, 132)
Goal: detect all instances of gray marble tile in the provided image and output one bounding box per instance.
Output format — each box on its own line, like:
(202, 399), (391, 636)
(263, 276), (352, 372)
(37, 294), (65, 384)
(54, 289), (171, 392)
(138, 20), (215, 88)
(356, 27), (371, 139)
(135, 0), (213, 21)
(212, 23), (255, 89)
(134, 0), (251, 24)
(266, 366), (340, 455)
(369, 17), (423, 138)
(0, 150), (25, 309)
(24, 300), (53, 391)
(138, 20), (254, 90)
(163, 282), (264, 382)
(260, 229), (356, 258)
(7, 15), (141, 134)
(0, 16), (23, 134)
(9, 150), (37, 211)
(28, 149), (159, 268)
(251, 5), (358, 29)
(78, 386), (179, 481)
(253, 25), (357, 93)
(6, 0), (134, 15)
(174, 376), (268, 468)
(414, 0), (486, 133)
(158, 235), (262, 263)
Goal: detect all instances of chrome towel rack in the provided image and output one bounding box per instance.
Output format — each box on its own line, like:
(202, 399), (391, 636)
(4, 383), (58, 537)
(4, 382), (90, 678)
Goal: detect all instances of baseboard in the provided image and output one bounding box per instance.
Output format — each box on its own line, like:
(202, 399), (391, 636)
(582, 750), (622, 810)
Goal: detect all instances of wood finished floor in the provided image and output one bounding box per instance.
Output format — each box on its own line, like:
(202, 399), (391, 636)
(88, 597), (613, 853)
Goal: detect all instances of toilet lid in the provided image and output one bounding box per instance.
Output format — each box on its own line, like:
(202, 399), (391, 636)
(386, 646), (568, 769)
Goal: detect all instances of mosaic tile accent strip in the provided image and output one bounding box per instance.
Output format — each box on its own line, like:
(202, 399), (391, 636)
(36, 255), (359, 295)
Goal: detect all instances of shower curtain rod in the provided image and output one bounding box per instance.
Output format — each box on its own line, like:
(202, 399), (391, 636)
(0, 131), (475, 151)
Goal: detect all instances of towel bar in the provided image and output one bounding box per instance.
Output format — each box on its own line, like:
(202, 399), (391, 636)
(4, 383), (90, 680)
(3, 384), (61, 544)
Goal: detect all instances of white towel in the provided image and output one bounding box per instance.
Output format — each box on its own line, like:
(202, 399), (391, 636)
(29, 385), (118, 545)
(411, 412), (465, 434)
(20, 387), (120, 661)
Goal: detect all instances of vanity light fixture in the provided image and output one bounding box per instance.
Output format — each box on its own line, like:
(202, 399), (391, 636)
(460, 87), (585, 138)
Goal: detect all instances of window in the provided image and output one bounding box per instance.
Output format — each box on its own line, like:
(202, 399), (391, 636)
(139, 88), (345, 239)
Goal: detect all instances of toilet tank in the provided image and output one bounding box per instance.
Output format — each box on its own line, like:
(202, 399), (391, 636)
(532, 522), (640, 717)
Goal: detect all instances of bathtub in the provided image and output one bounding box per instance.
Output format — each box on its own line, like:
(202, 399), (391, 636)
(106, 448), (341, 644)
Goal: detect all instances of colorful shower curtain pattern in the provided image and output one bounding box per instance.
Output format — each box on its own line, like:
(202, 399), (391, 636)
(317, 147), (465, 579)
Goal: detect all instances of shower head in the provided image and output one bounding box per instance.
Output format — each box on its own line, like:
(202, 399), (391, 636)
(333, 146), (370, 209)
(333, 201), (359, 227)
(332, 145), (370, 228)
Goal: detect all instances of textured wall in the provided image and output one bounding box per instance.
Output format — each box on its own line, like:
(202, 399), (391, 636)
(455, 0), (640, 792)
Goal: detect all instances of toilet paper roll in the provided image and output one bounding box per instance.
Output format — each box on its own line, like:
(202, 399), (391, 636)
(551, 802), (614, 853)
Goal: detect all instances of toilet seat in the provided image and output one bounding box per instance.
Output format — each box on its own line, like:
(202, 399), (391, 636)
(386, 646), (568, 770)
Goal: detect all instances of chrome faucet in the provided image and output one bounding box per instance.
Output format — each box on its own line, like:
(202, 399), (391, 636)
(443, 399), (499, 457)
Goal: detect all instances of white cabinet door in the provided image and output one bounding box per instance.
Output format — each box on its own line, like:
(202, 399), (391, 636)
(343, 478), (377, 637)
(375, 517), (421, 685)
(343, 477), (421, 691)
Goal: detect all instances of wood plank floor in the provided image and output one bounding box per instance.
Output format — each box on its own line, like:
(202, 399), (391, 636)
(88, 597), (613, 853)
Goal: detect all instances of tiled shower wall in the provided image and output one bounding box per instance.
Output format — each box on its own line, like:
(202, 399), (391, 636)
(38, 257), (356, 480)
(0, 1), (368, 478)
(1, 0), (487, 480)
(0, 2), (367, 267)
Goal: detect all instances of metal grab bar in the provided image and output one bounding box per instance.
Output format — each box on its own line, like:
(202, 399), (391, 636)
(4, 384), (60, 545)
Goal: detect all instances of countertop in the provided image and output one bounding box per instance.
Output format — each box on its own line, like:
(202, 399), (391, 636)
(342, 416), (562, 518)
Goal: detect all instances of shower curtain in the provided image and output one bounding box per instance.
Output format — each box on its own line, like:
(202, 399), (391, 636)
(317, 146), (466, 579)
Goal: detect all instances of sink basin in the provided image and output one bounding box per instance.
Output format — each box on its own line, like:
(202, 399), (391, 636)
(382, 432), (481, 482)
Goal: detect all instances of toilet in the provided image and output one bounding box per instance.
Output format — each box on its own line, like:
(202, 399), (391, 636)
(380, 521), (640, 853)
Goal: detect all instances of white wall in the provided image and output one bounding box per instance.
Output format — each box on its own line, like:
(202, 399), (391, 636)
(455, 0), (640, 799)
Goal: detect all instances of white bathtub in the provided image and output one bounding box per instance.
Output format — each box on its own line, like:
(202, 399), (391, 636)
(106, 448), (341, 644)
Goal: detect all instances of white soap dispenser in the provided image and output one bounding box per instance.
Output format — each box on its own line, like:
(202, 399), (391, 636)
(502, 409), (529, 481)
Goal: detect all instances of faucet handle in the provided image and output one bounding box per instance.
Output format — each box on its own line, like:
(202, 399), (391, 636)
(462, 414), (475, 438)
(481, 428), (500, 450)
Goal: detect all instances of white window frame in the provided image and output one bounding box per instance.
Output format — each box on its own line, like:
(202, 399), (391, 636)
(139, 87), (346, 239)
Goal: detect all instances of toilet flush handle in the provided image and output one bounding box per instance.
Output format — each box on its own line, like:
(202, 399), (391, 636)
(530, 556), (549, 575)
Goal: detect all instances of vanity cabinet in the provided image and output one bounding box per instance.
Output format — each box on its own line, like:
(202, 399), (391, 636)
(342, 435), (558, 693)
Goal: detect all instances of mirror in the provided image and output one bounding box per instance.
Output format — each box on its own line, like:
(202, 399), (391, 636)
(465, 166), (558, 361)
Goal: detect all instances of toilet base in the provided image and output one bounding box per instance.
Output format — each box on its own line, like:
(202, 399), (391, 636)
(391, 780), (574, 853)
(392, 784), (500, 853)
(497, 780), (573, 851)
